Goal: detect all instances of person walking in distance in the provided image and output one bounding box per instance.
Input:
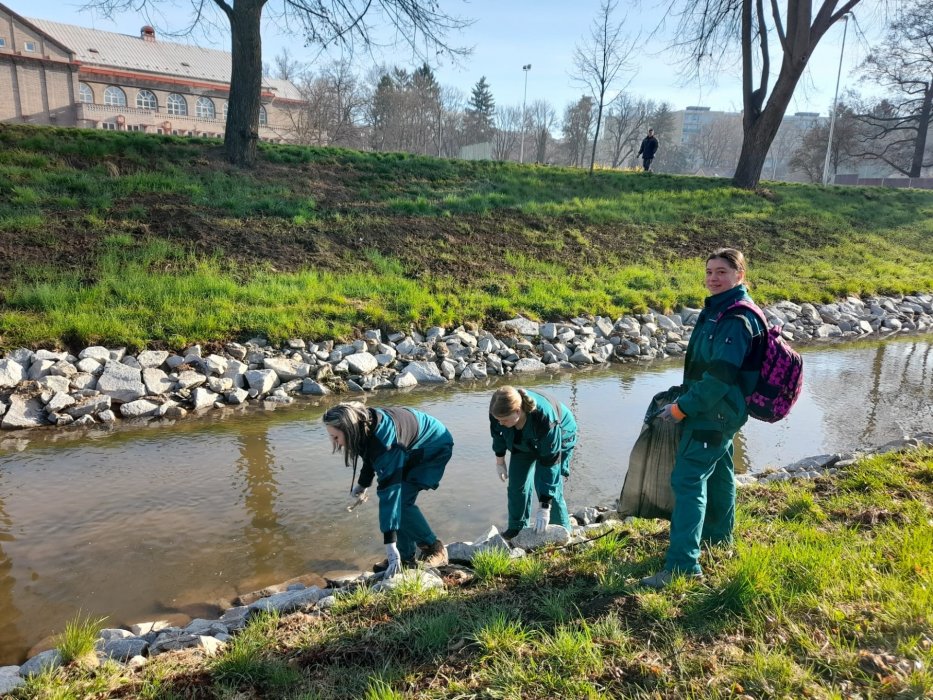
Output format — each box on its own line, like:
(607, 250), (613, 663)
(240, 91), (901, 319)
(323, 401), (451, 577)
(637, 128), (659, 171)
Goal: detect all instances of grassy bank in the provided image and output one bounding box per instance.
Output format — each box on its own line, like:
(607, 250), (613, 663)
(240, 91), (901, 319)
(14, 446), (933, 698)
(2, 124), (933, 350)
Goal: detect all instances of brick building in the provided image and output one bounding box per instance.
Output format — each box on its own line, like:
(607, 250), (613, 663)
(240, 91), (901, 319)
(0, 3), (303, 141)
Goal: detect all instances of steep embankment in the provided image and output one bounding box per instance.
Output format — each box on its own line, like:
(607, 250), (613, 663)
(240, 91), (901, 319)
(1, 123), (933, 350)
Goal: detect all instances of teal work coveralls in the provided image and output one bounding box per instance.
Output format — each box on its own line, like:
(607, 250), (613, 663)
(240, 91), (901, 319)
(356, 408), (453, 561)
(489, 390), (578, 532)
(666, 284), (764, 575)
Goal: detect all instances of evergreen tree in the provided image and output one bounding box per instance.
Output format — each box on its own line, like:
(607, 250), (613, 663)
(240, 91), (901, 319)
(465, 76), (496, 144)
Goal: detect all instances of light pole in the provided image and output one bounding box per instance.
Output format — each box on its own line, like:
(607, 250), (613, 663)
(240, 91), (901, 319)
(519, 64), (531, 164)
(822, 13), (850, 186)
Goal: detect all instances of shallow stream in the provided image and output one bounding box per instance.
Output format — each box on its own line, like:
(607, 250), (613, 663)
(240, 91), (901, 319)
(0, 336), (931, 663)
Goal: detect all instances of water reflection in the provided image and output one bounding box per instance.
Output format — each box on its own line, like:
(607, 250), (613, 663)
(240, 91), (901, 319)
(0, 479), (22, 661)
(0, 336), (930, 663)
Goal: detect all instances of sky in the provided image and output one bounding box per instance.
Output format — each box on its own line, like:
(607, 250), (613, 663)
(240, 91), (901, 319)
(11, 0), (885, 117)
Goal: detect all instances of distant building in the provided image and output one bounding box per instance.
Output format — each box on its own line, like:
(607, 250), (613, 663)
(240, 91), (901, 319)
(0, 3), (304, 141)
(669, 106), (734, 146)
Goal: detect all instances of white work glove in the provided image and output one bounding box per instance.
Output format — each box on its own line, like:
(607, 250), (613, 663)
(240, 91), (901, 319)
(496, 460), (508, 483)
(383, 542), (402, 578)
(346, 484), (369, 512)
(534, 505), (551, 534)
(658, 403), (683, 423)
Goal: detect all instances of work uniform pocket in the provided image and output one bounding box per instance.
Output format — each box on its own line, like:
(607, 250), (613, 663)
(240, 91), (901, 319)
(688, 429), (723, 451)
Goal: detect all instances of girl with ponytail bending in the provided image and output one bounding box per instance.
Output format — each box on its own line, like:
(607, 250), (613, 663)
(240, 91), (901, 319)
(489, 386), (577, 539)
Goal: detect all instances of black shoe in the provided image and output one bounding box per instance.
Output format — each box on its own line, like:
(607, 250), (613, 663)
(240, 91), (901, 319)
(501, 528), (520, 540)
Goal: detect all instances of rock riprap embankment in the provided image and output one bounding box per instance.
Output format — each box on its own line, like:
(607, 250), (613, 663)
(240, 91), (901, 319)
(0, 293), (931, 431)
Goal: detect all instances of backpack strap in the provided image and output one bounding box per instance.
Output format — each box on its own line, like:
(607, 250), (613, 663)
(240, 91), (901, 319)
(716, 300), (768, 371)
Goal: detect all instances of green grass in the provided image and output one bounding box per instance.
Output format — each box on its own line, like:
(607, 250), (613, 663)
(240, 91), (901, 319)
(56, 612), (107, 664)
(210, 611), (300, 693)
(1, 123), (933, 349)
(16, 447), (933, 699)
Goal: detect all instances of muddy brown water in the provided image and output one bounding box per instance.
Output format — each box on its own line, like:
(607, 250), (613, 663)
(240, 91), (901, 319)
(0, 336), (931, 663)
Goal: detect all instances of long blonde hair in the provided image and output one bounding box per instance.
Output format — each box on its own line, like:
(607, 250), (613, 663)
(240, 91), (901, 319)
(322, 401), (372, 468)
(489, 386), (536, 418)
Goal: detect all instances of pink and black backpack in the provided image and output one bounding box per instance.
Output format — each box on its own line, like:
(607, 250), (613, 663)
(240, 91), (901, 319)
(718, 300), (804, 423)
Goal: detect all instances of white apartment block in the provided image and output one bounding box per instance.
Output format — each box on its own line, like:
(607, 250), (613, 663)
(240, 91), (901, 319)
(0, 3), (304, 141)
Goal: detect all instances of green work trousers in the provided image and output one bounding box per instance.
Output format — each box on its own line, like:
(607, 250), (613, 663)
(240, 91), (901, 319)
(506, 450), (572, 532)
(395, 481), (437, 562)
(665, 424), (736, 575)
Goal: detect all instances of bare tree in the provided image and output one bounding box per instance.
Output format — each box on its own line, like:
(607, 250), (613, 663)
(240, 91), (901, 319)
(691, 114), (743, 174)
(528, 99), (557, 163)
(492, 105), (523, 161)
(602, 94), (654, 168)
(666, 0), (864, 188)
(438, 86), (467, 157)
(285, 58), (366, 147)
(270, 48), (306, 83)
(83, 0), (470, 167)
(789, 103), (858, 181)
(850, 0), (933, 177)
(571, 0), (637, 174)
(765, 120), (803, 179)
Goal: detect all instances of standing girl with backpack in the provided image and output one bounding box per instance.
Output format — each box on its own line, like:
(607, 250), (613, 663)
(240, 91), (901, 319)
(323, 402), (452, 577)
(489, 386), (578, 539)
(640, 248), (765, 589)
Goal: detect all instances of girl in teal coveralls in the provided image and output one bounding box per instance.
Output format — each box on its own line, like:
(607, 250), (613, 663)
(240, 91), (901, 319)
(324, 402), (452, 577)
(640, 248), (764, 589)
(489, 386), (578, 539)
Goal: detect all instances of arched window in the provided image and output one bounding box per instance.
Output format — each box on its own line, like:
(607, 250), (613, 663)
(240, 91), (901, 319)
(136, 90), (157, 110)
(222, 101), (228, 121)
(258, 104), (267, 126)
(195, 96), (215, 119)
(103, 86), (127, 107)
(78, 82), (94, 104)
(166, 93), (187, 116)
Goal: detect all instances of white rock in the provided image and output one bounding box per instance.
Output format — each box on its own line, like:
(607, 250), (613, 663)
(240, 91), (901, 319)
(78, 346), (110, 362)
(394, 372), (418, 388)
(37, 375), (71, 394)
(142, 368), (174, 395)
(245, 369), (281, 394)
(1, 396), (46, 430)
(120, 400), (161, 418)
(191, 387), (219, 410)
(513, 358), (546, 373)
(346, 352), (378, 375)
(76, 357), (104, 374)
(136, 350), (170, 369)
(45, 392), (76, 413)
(263, 357), (310, 381)
(398, 361), (446, 384)
(97, 361), (146, 403)
(498, 316), (540, 336)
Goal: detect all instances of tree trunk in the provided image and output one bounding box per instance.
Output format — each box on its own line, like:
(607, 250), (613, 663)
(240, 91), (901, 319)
(733, 66), (805, 188)
(909, 86), (933, 178)
(224, 0), (265, 167)
(589, 98), (604, 174)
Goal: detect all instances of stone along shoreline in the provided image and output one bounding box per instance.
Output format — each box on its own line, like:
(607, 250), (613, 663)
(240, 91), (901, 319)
(0, 293), (930, 432)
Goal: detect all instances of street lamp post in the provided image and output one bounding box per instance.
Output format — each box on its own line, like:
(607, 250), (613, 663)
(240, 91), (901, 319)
(822, 13), (850, 186)
(520, 64), (531, 164)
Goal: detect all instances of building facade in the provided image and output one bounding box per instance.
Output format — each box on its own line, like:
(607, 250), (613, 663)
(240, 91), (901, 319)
(0, 3), (303, 141)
